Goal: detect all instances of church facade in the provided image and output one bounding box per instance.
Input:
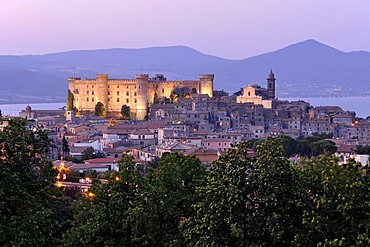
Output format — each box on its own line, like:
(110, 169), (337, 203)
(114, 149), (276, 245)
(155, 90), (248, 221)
(68, 73), (214, 120)
(236, 70), (276, 108)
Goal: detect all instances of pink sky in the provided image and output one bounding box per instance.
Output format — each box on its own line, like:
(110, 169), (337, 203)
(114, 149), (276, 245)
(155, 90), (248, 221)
(0, 0), (369, 59)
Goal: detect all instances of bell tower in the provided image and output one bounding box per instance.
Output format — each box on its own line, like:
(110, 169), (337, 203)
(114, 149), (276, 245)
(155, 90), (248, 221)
(267, 70), (276, 100)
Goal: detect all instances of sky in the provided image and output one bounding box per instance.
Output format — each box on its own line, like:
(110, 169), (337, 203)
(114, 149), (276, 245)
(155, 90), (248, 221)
(0, 0), (369, 59)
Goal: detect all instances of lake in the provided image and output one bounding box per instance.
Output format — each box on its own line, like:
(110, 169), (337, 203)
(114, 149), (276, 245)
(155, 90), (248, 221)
(0, 97), (370, 118)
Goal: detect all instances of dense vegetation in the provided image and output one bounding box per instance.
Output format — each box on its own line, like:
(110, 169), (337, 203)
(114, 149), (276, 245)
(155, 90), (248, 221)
(1, 119), (369, 246)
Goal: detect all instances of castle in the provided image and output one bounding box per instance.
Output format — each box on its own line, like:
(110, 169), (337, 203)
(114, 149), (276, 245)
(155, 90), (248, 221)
(68, 73), (214, 120)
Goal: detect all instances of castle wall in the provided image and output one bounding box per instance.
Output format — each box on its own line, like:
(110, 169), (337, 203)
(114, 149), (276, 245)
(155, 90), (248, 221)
(68, 73), (214, 120)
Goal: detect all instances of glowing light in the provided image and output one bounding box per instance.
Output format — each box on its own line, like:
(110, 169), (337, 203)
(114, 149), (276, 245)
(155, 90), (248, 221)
(115, 176), (120, 181)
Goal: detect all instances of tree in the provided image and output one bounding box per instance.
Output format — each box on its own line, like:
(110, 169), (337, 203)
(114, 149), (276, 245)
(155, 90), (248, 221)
(153, 92), (159, 104)
(294, 155), (370, 246)
(131, 153), (207, 246)
(66, 89), (74, 111)
(94, 102), (106, 116)
(121, 104), (131, 119)
(185, 137), (306, 246)
(0, 118), (69, 246)
(81, 147), (104, 161)
(0, 109), (2, 118)
(62, 136), (70, 159)
(355, 144), (370, 155)
(62, 154), (144, 246)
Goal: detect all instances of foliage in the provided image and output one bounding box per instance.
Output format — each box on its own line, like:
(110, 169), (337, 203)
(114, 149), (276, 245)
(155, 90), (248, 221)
(0, 118), (70, 246)
(62, 136), (70, 159)
(170, 86), (191, 103)
(131, 153), (207, 246)
(81, 147), (104, 161)
(246, 136), (337, 158)
(153, 92), (159, 104)
(184, 137), (306, 246)
(62, 154), (144, 246)
(94, 102), (106, 117)
(294, 155), (370, 246)
(121, 104), (131, 119)
(355, 144), (370, 155)
(66, 90), (74, 111)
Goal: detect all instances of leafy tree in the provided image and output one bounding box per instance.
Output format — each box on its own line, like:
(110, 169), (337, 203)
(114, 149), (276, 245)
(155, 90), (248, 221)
(0, 109), (2, 118)
(185, 137), (306, 246)
(81, 147), (104, 161)
(66, 89), (74, 111)
(94, 102), (106, 116)
(153, 92), (159, 104)
(309, 139), (337, 157)
(294, 155), (370, 246)
(121, 104), (131, 119)
(131, 153), (207, 246)
(0, 118), (70, 246)
(62, 154), (144, 246)
(62, 136), (70, 159)
(355, 144), (370, 155)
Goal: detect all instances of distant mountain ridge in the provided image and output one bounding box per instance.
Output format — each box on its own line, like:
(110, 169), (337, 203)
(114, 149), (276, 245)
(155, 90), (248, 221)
(0, 39), (369, 103)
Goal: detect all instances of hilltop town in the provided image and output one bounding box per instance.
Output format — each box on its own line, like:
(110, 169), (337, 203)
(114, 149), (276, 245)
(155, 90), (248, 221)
(2, 70), (367, 171)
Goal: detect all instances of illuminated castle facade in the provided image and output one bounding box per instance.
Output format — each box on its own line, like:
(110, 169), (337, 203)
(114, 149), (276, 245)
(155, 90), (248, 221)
(68, 73), (214, 120)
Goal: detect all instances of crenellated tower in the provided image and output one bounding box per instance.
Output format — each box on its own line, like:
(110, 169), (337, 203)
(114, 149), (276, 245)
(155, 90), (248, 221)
(135, 74), (149, 120)
(199, 74), (214, 97)
(267, 70), (276, 100)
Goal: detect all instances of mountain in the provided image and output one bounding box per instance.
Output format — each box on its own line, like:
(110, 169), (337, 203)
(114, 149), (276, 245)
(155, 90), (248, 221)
(0, 40), (369, 103)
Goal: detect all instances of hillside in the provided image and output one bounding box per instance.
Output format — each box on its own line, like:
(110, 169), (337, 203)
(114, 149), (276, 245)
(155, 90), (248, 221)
(0, 40), (369, 103)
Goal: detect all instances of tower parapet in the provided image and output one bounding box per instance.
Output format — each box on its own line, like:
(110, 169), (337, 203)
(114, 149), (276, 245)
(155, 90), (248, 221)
(199, 74), (214, 97)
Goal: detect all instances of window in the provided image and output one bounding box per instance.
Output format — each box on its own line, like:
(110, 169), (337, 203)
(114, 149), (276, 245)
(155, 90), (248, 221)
(87, 91), (89, 95)
(134, 99), (137, 103)
(92, 98), (94, 101)
(86, 98), (89, 101)
(117, 98), (120, 102)
(117, 86), (119, 88)
(134, 92), (137, 96)
(92, 91), (94, 95)
(117, 91), (119, 96)
(162, 88), (164, 93)
(108, 98), (110, 102)
(126, 99), (129, 103)
(126, 92), (129, 96)
(92, 85), (94, 88)
(248, 92), (251, 96)
(108, 91), (110, 95)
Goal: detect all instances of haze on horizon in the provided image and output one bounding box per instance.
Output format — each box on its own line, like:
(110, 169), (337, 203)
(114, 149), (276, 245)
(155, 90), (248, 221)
(1, 0), (369, 59)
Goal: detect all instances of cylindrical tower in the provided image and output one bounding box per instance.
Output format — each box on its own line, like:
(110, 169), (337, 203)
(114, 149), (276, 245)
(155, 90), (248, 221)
(96, 74), (109, 111)
(135, 74), (149, 120)
(199, 74), (214, 97)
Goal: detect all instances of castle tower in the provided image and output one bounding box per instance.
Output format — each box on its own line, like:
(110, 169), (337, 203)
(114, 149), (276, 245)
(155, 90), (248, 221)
(199, 74), (214, 97)
(135, 74), (149, 120)
(267, 70), (276, 100)
(96, 74), (109, 109)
